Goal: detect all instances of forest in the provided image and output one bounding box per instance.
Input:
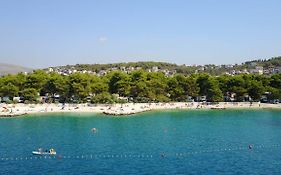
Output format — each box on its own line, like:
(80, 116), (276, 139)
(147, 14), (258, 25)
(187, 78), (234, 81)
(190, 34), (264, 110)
(0, 70), (280, 104)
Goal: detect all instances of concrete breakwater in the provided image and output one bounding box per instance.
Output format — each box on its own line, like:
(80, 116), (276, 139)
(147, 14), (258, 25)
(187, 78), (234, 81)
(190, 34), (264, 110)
(0, 113), (27, 118)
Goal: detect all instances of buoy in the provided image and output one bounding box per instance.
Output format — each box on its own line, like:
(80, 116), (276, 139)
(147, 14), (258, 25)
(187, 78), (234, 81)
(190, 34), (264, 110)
(57, 155), (62, 160)
(91, 128), (97, 133)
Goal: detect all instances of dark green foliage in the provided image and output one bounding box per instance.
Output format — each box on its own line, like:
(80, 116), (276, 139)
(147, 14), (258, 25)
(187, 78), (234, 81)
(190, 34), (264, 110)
(244, 56), (281, 67)
(22, 88), (39, 102)
(266, 87), (281, 100)
(24, 70), (48, 92)
(0, 70), (280, 103)
(68, 73), (92, 102)
(108, 71), (130, 96)
(248, 80), (265, 101)
(0, 83), (19, 98)
(91, 92), (117, 104)
(225, 75), (247, 101)
(270, 74), (281, 88)
(197, 74), (223, 102)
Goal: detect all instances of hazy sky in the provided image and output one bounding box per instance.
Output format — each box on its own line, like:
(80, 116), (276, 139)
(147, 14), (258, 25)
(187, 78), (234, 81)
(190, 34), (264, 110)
(1, 0), (281, 68)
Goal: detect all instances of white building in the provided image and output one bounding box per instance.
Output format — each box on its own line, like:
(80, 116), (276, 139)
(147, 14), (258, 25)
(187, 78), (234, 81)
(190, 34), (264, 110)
(250, 66), (263, 75)
(128, 66), (135, 72)
(48, 68), (54, 72)
(120, 67), (126, 72)
(273, 66), (281, 74)
(224, 64), (234, 69)
(152, 66), (159, 72)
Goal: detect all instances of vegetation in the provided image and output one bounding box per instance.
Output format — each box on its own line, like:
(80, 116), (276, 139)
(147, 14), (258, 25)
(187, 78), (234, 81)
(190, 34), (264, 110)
(51, 56), (281, 76)
(57, 62), (178, 72)
(244, 56), (281, 67)
(0, 70), (280, 104)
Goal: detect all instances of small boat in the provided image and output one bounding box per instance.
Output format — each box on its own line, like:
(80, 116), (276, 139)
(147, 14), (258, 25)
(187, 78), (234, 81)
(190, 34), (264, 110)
(32, 148), (56, 155)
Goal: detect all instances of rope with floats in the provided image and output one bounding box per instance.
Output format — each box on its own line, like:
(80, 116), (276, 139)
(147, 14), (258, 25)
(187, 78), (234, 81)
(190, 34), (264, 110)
(0, 144), (280, 162)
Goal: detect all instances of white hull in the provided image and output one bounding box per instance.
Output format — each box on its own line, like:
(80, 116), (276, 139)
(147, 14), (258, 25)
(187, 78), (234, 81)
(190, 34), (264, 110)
(32, 151), (56, 155)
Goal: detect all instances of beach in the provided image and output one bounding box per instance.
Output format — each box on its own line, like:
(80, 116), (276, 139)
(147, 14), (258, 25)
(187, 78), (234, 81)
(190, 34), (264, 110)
(0, 102), (280, 117)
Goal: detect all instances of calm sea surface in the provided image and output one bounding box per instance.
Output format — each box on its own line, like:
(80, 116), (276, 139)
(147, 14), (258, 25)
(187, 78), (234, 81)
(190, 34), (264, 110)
(0, 109), (281, 175)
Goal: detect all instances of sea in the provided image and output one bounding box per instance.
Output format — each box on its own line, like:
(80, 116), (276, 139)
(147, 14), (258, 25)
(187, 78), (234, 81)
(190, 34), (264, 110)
(0, 109), (281, 175)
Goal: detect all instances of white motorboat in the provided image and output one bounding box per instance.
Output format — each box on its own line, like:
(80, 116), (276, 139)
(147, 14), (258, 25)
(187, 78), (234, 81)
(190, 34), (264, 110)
(32, 148), (56, 155)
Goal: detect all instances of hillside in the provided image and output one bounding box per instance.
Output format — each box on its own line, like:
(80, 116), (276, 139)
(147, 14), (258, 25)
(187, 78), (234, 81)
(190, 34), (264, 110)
(48, 56), (281, 76)
(58, 61), (178, 72)
(243, 56), (281, 67)
(0, 63), (33, 76)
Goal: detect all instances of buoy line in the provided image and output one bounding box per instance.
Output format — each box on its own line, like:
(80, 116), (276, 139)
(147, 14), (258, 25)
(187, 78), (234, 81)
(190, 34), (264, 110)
(0, 144), (280, 162)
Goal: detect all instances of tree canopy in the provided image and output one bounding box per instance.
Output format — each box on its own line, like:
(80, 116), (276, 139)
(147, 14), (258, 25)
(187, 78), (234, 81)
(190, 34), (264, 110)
(0, 71), (280, 103)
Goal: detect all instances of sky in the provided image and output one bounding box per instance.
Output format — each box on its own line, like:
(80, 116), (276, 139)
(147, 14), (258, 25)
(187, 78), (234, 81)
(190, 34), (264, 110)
(0, 0), (281, 68)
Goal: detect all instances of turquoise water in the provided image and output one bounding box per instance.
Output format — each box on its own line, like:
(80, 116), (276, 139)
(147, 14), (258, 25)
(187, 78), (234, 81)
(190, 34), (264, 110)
(0, 110), (281, 174)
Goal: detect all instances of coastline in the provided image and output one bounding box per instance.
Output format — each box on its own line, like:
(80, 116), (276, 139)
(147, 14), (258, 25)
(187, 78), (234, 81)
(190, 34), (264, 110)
(0, 102), (280, 117)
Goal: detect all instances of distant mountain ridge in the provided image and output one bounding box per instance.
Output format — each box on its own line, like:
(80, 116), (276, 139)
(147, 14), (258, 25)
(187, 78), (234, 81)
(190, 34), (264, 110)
(0, 63), (33, 76)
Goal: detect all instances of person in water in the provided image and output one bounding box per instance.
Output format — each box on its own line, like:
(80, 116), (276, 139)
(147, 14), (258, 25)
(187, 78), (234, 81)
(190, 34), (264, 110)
(248, 144), (253, 149)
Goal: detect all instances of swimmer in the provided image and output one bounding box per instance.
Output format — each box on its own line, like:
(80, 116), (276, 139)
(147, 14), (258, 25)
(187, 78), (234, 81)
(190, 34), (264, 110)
(248, 144), (253, 149)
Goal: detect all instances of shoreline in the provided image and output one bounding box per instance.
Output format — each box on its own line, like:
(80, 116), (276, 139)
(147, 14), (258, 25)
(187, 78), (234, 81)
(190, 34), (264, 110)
(1, 102), (281, 117)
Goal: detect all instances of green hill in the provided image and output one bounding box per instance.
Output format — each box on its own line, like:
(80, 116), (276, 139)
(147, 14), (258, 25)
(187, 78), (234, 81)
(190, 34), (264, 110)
(50, 56), (281, 76)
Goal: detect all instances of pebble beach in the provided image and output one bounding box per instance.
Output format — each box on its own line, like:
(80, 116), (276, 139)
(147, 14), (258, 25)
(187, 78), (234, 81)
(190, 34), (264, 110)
(0, 102), (280, 117)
